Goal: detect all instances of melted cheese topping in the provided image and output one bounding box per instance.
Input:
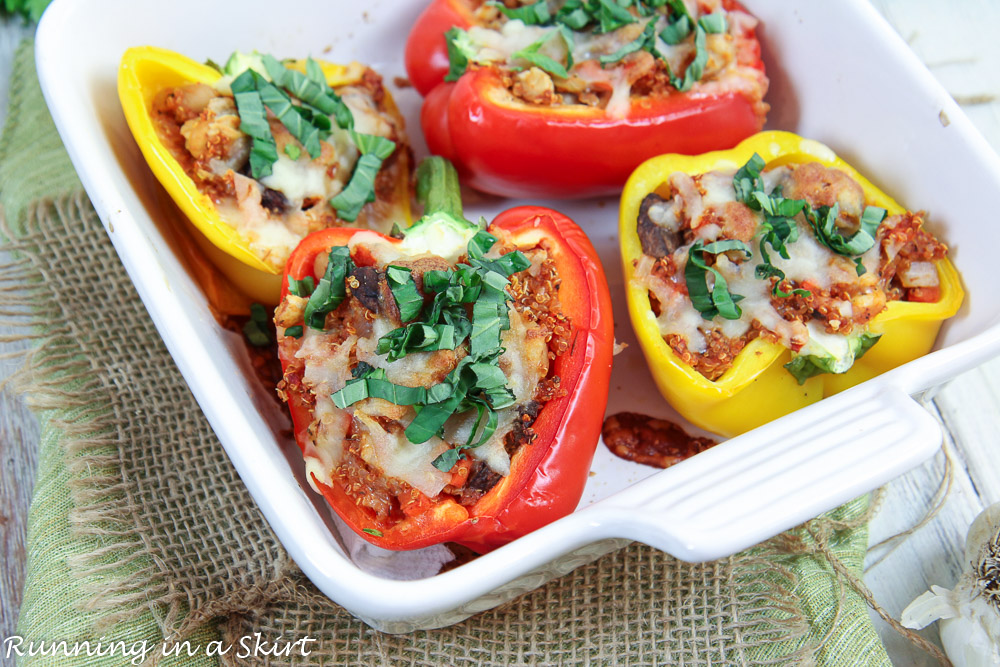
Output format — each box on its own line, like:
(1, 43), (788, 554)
(284, 244), (552, 498)
(161, 75), (403, 271)
(463, 4), (766, 119)
(637, 164), (888, 358)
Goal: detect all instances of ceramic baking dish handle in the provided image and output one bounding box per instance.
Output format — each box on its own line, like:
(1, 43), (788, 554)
(588, 384), (941, 562)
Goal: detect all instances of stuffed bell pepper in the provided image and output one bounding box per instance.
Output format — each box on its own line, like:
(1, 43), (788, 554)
(119, 47), (412, 303)
(620, 131), (964, 437)
(405, 0), (768, 198)
(274, 157), (614, 552)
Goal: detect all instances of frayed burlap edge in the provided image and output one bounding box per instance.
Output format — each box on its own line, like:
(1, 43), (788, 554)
(1, 194), (193, 636)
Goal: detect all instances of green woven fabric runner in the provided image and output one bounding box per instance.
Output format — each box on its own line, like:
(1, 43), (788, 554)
(2, 38), (890, 665)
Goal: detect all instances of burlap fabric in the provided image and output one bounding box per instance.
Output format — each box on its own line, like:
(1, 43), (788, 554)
(3, 39), (896, 665)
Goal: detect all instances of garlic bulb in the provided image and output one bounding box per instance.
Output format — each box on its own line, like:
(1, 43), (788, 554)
(901, 502), (1000, 667)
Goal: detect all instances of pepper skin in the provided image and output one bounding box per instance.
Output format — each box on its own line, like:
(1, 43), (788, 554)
(279, 207), (614, 552)
(620, 131), (964, 437)
(118, 46), (411, 304)
(405, 0), (767, 198)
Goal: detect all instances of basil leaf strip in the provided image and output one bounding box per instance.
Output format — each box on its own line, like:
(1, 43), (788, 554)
(304, 246), (354, 330)
(386, 266), (424, 322)
(230, 70), (278, 179)
(684, 239), (750, 320)
(257, 80), (323, 159)
(600, 19), (657, 65)
(805, 203), (885, 275)
(287, 276), (315, 297)
(329, 132), (396, 222)
(490, 0), (550, 24)
(243, 303), (272, 346)
(511, 35), (570, 79)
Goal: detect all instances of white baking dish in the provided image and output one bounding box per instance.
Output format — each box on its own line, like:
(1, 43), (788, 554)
(35, 0), (1000, 632)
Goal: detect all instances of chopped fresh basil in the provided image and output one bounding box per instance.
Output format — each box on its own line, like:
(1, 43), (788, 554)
(684, 239), (751, 320)
(284, 143), (302, 160)
(362, 528), (383, 537)
(594, 0), (636, 33)
(230, 71), (278, 179)
(303, 246), (354, 330)
(555, 1), (590, 30)
(698, 12), (727, 34)
(805, 203), (885, 274)
(243, 302), (273, 346)
(733, 153), (766, 202)
(284, 325), (304, 339)
(257, 80), (322, 158)
(600, 19), (658, 65)
(352, 361), (376, 379)
(386, 266), (424, 322)
(331, 232), (535, 465)
(288, 276), (315, 297)
(658, 14), (691, 44)
(511, 35), (570, 79)
(329, 132), (397, 222)
(668, 23), (708, 92)
(490, 0), (550, 24)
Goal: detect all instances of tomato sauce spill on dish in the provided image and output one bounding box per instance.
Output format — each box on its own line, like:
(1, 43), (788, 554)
(602, 412), (716, 468)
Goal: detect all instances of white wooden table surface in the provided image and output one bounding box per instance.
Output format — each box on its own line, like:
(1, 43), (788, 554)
(1, 3), (999, 664)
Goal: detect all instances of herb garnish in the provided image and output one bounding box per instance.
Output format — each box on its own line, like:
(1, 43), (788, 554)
(329, 131), (397, 222)
(684, 239), (751, 320)
(446, 0), (727, 92)
(331, 231), (529, 467)
(226, 54), (355, 179)
(511, 36), (570, 79)
(732, 153), (887, 290)
(304, 246), (354, 330)
(230, 71), (279, 179)
(805, 203), (886, 276)
(490, 0), (550, 25)
(243, 302), (273, 346)
(362, 528), (383, 537)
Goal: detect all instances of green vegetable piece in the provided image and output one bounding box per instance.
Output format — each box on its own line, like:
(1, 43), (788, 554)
(431, 447), (464, 472)
(386, 266), (424, 322)
(329, 132), (396, 222)
(288, 276), (315, 297)
(490, 0), (550, 24)
(511, 36), (569, 79)
(659, 15), (691, 44)
(444, 27), (477, 82)
(784, 332), (881, 385)
(698, 12), (727, 34)
(362, 528), (383, 537)
(304, 246), (354, 329)
(684, 239), (751, 320)
(594, 0), (636, 33)
(258, 81), (323, 158)
(243, 319), (271, 347)
(602, 19), (658, 65)
(284, 325), (304, 339)
(230, 71), (278, 179)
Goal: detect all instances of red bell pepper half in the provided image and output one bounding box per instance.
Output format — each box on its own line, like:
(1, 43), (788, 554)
(405, 0), (769, 198)
(275, 157), (615, 552)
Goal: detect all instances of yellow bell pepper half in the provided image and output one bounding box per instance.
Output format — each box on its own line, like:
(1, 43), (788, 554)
(619, 131), (964, 438)
(118, 46), (412, 304)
